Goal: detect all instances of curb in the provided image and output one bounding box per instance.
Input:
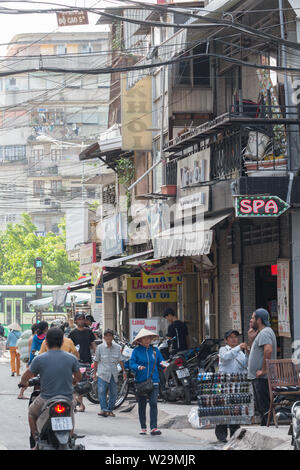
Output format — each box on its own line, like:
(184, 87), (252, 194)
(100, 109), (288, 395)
(223, 427), (292, 450)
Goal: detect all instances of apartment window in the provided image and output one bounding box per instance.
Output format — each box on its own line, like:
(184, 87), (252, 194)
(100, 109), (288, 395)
(33, 148), (44, 162)
(0, 145), (26, 162)
(175, 44), (210, 87)
(51, 180), (62, 195)
(80, 43), (93, 54)
(71, 186), (82, 198)
(33, 180), (45, 197)
(51, 148), (62, 161)
(57, 44), (67, 55)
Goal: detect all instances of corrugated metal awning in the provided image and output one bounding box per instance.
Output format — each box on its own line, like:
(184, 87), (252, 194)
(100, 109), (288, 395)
(154, 212), (231, 258)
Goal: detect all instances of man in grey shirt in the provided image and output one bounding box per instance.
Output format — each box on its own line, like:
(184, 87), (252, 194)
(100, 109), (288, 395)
(93, 329), (126, 417)
(247, 308), (277, 425)
(20, 328), (81, 447)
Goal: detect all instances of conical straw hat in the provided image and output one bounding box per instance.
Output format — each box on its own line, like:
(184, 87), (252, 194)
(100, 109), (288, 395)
(132, 327), (158, 346)
(8, 322), (21, 331)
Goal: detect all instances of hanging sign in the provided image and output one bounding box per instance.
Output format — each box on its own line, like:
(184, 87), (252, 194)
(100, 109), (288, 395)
(56, 10), (89, 27)
(127, 277), (177, 303)
(229, 265), (242, 332)
(235, 195), (290, 217)
(141, 260), (184, 286)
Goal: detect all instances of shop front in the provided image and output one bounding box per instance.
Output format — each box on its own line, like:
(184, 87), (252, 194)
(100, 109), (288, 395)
(216, 206), (292, 358)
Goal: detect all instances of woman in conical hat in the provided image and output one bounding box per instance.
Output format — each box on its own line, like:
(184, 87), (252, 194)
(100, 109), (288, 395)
(6, 323), (22, 376)
(130, 327), (166, 436)
(8, 322), (22, 332)
(131, 328), (159, 346)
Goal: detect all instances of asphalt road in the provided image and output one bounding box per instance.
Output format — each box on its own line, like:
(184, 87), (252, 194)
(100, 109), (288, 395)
(0, 358), (218, 451)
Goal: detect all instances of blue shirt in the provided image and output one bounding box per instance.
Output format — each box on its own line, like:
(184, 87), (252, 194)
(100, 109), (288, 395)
(130, 345), (165, 384)
(6, 330), (21, 348)
(29, 334), (46, 364)
(218, 345), (248, 374)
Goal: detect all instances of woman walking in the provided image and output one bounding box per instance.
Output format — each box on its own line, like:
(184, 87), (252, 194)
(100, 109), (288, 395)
(28, 321), (48, 364)
(6, 322), (22, 376)
(130, 328), (166, 436)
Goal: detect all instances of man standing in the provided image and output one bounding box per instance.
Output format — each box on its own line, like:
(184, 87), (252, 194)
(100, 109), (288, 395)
(69, 312), (97, 412)
(247, 308), (277, 426)
(93, 329), (126, 417)
(216, 329), (248, 442)
(163, 308), (190, 353)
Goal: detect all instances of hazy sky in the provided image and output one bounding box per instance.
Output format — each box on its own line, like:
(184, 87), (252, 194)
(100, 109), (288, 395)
(0, 1), (112, 55)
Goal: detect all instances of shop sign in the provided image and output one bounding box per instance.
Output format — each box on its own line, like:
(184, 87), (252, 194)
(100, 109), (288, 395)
(79, 242), (96, 274)
(180, 160), (206, 188)
(56, 10), (89, 27)
(130, 319), (158, 343)
(101, 213), (124, 260)
(141, 260), (184, 286)
(127, 277), (177, 303)
(121, 75), (152, 150)
(229, 265), (242, 332)
(277, 259), (291, 337)
(235, 195), (290, 217)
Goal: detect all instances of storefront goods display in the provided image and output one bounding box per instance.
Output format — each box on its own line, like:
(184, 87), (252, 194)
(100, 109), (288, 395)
(197, 372), (254, 425)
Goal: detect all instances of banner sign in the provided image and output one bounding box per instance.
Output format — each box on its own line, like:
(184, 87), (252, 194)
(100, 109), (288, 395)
(127, 277), (177, 303)
(130, 318), (158, 343)
(121, 75), (152, 150)
(229, 265), (242, 332)
(277, 259), (291, 337)
(235, 195), (290, 217)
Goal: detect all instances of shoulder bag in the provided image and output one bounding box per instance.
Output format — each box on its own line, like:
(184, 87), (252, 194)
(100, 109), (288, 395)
(135, 350), (156, 397)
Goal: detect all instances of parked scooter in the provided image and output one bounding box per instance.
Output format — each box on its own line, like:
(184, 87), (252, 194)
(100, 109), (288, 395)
(291, 401), (300, 449)
(159, 339), (221, 404)
(75, 363), (98, 405)
(20, 377), (85, 450)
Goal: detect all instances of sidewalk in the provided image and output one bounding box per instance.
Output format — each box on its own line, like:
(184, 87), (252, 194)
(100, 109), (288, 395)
(143, 401), (294, 450)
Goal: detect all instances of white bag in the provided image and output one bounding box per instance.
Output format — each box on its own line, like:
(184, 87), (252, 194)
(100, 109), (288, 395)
(188, 407), (200, 429)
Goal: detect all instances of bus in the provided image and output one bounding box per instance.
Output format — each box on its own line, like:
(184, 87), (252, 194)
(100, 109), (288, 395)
(0, 285), (69, 331)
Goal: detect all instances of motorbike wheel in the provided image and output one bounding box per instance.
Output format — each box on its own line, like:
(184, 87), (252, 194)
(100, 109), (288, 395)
(86, 381), (99, 404)
(114, 378), (129, 409)
(183, 386), (191, 405)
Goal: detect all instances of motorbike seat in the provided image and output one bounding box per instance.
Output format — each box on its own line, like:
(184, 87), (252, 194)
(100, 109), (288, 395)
(274, 386), (300, 393)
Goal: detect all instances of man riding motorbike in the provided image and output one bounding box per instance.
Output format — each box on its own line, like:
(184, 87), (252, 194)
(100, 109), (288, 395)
(19, 328), (82, 449)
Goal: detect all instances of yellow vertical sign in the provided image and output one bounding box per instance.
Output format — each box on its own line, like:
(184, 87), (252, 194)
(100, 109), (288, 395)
(121, 75), (152, 150)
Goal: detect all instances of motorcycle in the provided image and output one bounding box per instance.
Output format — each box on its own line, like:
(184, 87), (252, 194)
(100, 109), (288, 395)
(20, 377), (85, 450)
(291, 401), (300, 450)
(158, 338), (222, 404)
(75, 363), (99, 405)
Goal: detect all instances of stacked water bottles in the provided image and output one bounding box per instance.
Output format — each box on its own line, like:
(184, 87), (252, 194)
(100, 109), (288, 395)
(197, 372), (254, 425)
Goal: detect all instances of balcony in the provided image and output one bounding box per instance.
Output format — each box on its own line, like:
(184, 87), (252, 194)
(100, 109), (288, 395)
(28, 165), (58, 177)
(164, 105), (300, 180)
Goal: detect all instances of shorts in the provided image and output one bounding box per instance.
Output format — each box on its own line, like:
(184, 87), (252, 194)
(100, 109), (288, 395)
(28, 394), (76, 426)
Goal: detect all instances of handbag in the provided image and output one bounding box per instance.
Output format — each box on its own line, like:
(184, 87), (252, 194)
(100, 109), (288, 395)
(135, 350), (156, 397)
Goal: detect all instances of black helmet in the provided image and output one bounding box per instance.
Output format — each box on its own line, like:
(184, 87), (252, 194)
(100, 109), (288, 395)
(74, 311), (86, 321)
(74, 381), (92, 395)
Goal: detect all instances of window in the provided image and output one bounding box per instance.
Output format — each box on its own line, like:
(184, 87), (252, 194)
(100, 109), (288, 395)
(33, 148), (44, 162)
(175, 45), (210, 87)
(80, 43), (93, 54)
(57, 44), (67, 55)
(51, 180), (62, 195)
(71, 186), (82, 198)
(0, 145), (26, 162)
(33, 180), (45, 197)
(51, 148), (62, 161)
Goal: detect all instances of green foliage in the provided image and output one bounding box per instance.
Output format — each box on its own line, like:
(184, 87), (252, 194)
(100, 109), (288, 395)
(0, 214), (79, 285)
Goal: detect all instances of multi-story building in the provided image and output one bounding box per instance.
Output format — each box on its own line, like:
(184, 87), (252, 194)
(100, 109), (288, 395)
(0, 31), (109, 233)
(77, 0), (300, 357)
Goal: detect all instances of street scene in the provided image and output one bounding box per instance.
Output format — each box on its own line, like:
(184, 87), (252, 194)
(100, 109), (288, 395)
(0, 0), (300, 455)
